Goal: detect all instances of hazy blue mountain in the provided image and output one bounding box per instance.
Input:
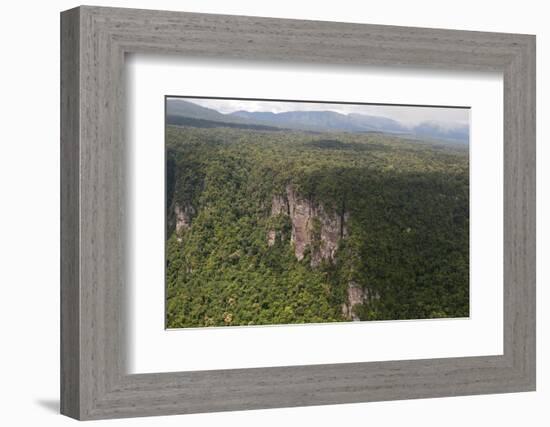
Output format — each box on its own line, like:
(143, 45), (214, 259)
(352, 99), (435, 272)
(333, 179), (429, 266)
(231, 110), (351, 131)
(412, 121), (469, 144)
(229, 110), (409, 134)
(347, 113), (407, 133)
(167, 99), (248, 124)
(166, 99), (469, 144)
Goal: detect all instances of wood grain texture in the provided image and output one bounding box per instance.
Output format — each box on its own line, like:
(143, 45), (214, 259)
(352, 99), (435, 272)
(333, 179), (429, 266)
(60, 7), (80, 419)
(60, 5), (536, 420)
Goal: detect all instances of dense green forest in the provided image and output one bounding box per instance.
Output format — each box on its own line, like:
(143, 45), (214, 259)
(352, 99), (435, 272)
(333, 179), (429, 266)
(165, 124), (469, 328)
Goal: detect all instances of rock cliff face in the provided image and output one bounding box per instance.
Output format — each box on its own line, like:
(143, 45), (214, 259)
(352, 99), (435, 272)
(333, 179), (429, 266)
(271, 194), (289, 217)
(174, 203), (195, 234)
(266, 230), (277, 247)
(341, 282), (364, 321)
(268, 186), (381, 321)
(268, 185), (348, 266)
(341, 282), (380, 321)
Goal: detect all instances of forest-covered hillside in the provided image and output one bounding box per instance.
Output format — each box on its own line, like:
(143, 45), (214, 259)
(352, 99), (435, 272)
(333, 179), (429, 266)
(165, 124), (469, 328)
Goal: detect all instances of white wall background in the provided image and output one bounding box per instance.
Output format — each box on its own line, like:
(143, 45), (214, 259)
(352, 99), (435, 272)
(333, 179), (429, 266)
(0, 0), (546, 425)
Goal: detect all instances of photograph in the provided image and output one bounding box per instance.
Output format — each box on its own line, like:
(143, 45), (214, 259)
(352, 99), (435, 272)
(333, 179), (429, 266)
(165, 97), (470, 328)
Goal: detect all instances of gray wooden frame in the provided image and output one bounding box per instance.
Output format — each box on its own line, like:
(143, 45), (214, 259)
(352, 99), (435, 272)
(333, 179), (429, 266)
(60, 5), (536, 420)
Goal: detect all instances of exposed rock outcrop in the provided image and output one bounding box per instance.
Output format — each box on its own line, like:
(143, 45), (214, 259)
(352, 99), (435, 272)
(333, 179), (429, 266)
(285, 185), (313, 261)
(268, 185), (348, 266)
(271, 194), (289, 216)
(311, 204), (349, 266)
(342, 282), (364, 321)
(267, 230), (277, 247)
(341, 282), (380, 321)
(175, 203), (195, 234)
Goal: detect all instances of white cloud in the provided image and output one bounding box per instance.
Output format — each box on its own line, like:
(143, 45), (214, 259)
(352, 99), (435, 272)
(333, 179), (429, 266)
(171, 97), (470, 129)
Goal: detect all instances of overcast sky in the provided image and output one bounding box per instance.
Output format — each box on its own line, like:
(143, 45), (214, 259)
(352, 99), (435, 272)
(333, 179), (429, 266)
(174, 97), (470, 129)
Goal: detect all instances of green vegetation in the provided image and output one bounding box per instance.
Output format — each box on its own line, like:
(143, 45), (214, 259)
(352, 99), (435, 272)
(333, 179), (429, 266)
(165, 124), (469, 328)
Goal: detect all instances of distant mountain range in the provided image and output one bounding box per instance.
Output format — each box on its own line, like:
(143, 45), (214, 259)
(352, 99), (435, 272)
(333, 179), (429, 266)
(166, 99), (469, 144)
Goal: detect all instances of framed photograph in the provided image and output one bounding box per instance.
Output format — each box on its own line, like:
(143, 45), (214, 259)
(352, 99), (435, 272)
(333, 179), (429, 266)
(61, 6), (536, 420)
(164, 96), (471, 328)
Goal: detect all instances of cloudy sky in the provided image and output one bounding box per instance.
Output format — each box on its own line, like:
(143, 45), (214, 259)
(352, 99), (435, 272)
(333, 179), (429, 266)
(177, 97), (470, 129)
